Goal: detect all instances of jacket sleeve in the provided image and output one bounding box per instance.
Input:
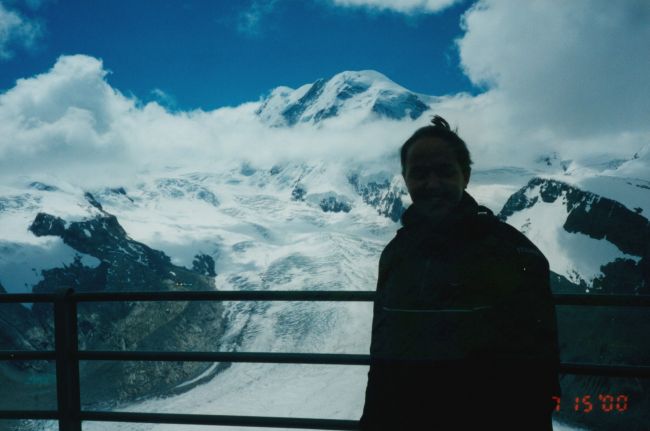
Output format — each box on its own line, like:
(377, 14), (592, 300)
(490, 225), (563, 410)
(359, 243), (394, 429)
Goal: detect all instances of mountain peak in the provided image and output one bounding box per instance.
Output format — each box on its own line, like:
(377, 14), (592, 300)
(328, 69), (403, 88)
(256, 70), (431, 127)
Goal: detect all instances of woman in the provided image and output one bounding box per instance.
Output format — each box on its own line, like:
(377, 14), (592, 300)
(359, 116), (561, 430)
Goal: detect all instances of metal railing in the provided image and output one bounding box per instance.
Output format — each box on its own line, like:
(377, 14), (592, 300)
(1, 289), (650, 431)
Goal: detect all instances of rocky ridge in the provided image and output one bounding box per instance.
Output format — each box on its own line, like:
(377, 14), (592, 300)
(0, 194), (229, 410)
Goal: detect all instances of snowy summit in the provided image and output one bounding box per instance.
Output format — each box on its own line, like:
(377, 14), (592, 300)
(255, 70), (432, 127)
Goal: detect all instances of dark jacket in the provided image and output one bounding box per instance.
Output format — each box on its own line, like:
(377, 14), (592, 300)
(360, 191), (561, 430)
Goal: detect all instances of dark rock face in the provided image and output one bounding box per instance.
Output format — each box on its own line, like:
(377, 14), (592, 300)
(371, 90), (429, 120)
(337, 81), (370, 100)
(29, 212), (172, 274)
(193, 254), (217, 277)
(348, 173), (406, 222)
(498, 177), (586, 218)
(77, 298), (228, 405)
(29, 213), (66, 237)
(34, 255), (109, 295)
(319, 196), (351, 213)
(291, 184), (307, 201)
(0, 283), (51, 359)
(593, 258), (645, 294)
(0, 283), (56, 420)
(549, 272), (582, 293)
(1, 207), (228, 411)
(110, 187), (128, 196)
(312, 105), (338, 122)
(499, 177), (649, 295)
(29, 182), (57, 192)
(280, 78), (327, 126)
(564, 196), (648, 258)
(108, 187), (134, 202)
(85, 192), (103, 210)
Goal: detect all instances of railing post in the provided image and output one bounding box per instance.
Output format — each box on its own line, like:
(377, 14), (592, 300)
(54, 288), (81, 431)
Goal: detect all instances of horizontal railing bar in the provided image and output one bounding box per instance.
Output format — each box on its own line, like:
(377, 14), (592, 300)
(559, 362), (650, 378)
(2, 349), (649, 379)
(0, 291), (373, 304)
(0, 365), (648, 424)
(77, 351), (369, 365)
(0, 293), (56, 303)
(0, 350), (56, 360)
(3, 291), (650, 306)
(80, 411), (359, 430)
(76, 351), (650, 378)
(0, 410), (59, 420)
(553, 293), (650, 307)
(72, 290), (375, 302)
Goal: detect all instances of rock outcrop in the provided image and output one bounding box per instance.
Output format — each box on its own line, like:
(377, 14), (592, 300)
(0, 206), (229, 410)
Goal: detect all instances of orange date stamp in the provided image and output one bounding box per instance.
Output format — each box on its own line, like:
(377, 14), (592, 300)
(552, 395), (629, 413)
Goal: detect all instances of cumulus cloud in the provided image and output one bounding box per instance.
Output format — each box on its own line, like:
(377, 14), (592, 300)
(0, 1), (42, 60)
(330, 0), (461, 14)
(319, 0), (649, 170)
(0, 55), (130, 152)
(0, 54), (418, 187)
(448, 0), (650, 163)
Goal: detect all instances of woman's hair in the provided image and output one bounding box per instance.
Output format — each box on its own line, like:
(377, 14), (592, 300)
(400, 115), (473, 181)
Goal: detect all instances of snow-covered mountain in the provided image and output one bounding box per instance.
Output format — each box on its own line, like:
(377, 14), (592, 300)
(255, 70), (432, 126)
(499, 177), (648, 292)
(2, 70), (649, 431)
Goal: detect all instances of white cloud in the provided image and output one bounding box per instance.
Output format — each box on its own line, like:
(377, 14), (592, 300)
(0, 1), (42, 60)
(149, 88), (177, 109)
(0, 54), (418, 188)
(0, 55), (130, 152)
(316, 0), (649, 171)
(330, 0), (461, 14)
(449, 0), (650, 160)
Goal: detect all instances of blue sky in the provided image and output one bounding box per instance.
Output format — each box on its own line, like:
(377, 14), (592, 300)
(0, 0), (477, 110)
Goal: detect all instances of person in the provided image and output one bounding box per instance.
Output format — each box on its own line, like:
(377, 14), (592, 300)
(359, 116), (562, 430)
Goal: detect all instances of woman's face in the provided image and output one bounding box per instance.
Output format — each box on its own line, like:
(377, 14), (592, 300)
(402, 137), (469, 219)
